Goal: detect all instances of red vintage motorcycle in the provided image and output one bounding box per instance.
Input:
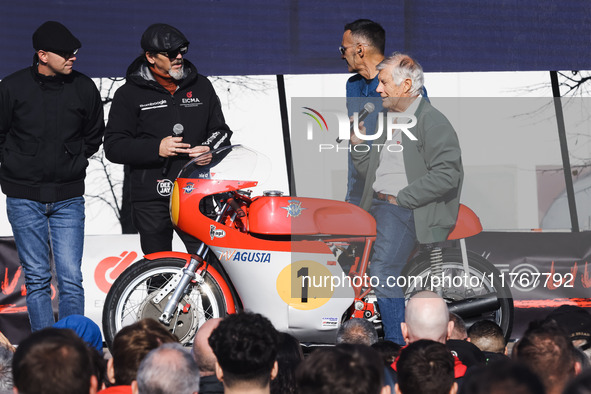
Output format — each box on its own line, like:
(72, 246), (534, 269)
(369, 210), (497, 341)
(102, 145), (513, 348)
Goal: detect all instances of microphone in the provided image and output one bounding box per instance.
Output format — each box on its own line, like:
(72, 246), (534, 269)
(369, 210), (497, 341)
(337, 102), (375, 143)
(162, 123), (184, 176)
(172, 123), (184, 138)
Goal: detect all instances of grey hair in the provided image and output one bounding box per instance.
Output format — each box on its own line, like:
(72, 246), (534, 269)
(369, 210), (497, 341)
(0, 346), (12, 393)
(377, 52), (424, 96)
(336, 318), (379, 346)
(136, 342), (200, 394)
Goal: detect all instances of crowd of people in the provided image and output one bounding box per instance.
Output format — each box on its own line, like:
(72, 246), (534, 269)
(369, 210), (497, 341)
(0, 291), (589, 394)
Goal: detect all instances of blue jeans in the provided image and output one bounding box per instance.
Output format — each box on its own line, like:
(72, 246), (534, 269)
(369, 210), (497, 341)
(370, 200), (416, 344)
(6, 196), (85, 331)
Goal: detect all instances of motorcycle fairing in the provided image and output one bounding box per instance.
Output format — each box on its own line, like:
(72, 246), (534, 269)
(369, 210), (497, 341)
(211, 241), (355, 342)
(172, 178), (292, 252)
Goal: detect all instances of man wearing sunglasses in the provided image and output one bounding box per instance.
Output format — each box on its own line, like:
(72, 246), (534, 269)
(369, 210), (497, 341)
(341, 19), (387, 207)
(104, 23), (232, 255)
(0, 21), (105, 331)
(341, 20), (428, 207)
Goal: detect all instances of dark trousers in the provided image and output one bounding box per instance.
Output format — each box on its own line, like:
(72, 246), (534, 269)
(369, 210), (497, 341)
(132, 200), (201, 255)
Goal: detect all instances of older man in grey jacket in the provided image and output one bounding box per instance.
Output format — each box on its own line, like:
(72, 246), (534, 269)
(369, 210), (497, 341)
(351, 52), (463, 345)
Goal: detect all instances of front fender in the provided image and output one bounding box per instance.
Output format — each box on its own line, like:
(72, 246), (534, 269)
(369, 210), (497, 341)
(144, 251), (237, 314)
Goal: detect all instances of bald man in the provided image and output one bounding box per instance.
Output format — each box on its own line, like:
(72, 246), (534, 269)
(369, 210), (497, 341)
(192, 318), (224, 394)
(401, 291), (453, 344)
(394, 291), (467, 380)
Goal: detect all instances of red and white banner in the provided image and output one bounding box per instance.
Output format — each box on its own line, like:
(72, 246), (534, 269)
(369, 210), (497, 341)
(0, 234), (186, 344)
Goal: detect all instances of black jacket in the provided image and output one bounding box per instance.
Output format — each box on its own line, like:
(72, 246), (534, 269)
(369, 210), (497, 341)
(0, 66), (105, 202)
(104, 56), (232, 202)
(199, 374), (224, 394)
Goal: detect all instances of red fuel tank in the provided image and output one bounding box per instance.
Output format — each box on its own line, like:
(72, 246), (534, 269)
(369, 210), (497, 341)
(248, 196), (376, 236)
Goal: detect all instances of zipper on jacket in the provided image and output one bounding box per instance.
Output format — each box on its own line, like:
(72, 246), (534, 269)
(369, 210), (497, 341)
(170, 92), (182, 126)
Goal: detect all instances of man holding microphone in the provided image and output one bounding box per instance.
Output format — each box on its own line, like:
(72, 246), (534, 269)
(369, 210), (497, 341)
(105, 23), (232, 254)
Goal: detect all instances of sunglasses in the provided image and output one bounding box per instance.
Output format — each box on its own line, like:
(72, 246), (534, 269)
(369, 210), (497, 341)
(158, 46), (189, 60)
(50, 49), (79, 59)
(339, 45), (353, 55)
(339, 43), (369, 55)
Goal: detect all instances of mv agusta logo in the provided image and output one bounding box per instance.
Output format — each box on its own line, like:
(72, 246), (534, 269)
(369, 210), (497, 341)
(218, 249), (271, 263)
(210, 225), (226, 240)
(281, 199), (306, 217)
(182, 182), (195, 194)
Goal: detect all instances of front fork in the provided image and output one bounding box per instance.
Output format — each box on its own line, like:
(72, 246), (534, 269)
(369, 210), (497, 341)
(158, 198), (232, 325)
(158, 243), (210, 324)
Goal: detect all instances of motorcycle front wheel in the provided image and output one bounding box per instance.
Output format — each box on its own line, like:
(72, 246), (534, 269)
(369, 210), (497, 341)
(401, 249), (514, 341)
(102, 257), (227, 349)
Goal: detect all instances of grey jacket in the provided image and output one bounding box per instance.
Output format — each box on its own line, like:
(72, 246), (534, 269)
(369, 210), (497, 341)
(352, 99), (463, 244)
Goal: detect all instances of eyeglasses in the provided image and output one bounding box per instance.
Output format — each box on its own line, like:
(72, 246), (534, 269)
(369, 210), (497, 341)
(339, 43), (369, 55)
(50, 49), (78, 59)
(158, 46), (189, 60)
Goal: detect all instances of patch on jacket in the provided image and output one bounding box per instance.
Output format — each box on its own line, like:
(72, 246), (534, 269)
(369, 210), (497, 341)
(156, 179), (174, 196)
(181, 91), (203, 108)
(140, 100), (168, 111)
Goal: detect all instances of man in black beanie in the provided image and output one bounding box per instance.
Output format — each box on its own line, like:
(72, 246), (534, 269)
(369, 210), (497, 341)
(0, 21), (104, 332)
(104, 23), (232, 254)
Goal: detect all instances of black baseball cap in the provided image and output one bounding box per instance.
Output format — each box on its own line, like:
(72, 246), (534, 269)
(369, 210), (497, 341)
(547, 305), (591, 349)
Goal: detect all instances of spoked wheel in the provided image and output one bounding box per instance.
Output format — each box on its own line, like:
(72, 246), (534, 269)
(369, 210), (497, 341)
(102, 257), (227, 349)
(402, 249), (514, 341)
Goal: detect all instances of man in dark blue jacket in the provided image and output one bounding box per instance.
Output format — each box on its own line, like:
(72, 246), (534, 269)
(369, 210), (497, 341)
(0, 21), (105, 331)
(104, 23), (232, 255)
(341, 19), (386, 205)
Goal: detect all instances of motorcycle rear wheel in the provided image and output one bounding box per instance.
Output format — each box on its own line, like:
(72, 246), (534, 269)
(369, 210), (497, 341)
(102, 257), (227, 349)
(401, 249), (514, 341)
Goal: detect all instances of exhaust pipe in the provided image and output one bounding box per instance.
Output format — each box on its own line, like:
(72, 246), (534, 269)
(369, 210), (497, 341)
(448, 293), (500, 317)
